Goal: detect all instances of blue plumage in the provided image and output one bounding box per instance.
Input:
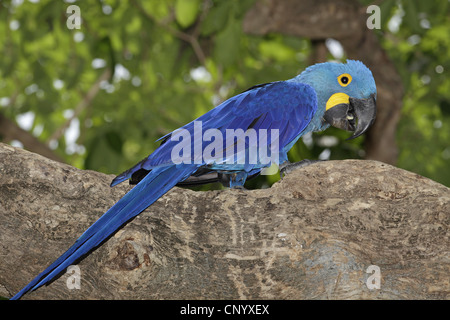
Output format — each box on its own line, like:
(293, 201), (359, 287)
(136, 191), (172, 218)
(110, 80), (317, 186)
(11, 60), (376, 299)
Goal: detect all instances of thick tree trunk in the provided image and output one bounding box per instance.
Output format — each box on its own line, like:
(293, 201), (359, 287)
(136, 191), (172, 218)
(0, 143), (448, 300)
(243, 0), (403, 165)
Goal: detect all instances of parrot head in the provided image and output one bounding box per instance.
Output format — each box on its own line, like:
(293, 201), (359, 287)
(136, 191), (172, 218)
(296, 59), (377, 139)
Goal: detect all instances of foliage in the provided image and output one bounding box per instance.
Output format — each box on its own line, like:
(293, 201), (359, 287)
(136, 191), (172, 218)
(0, 0), (448, 187)
(380, 1), (450, 186)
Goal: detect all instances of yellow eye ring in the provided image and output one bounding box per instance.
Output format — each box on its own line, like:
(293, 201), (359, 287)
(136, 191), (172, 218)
(338, 73), (352, 87)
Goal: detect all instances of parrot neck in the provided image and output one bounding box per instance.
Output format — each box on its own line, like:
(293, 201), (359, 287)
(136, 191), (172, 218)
(289, 71), (330, 133)
(292, 66), (329, 111)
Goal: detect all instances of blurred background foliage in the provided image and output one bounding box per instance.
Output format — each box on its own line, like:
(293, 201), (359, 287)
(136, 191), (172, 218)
(0, 0), (448, 188)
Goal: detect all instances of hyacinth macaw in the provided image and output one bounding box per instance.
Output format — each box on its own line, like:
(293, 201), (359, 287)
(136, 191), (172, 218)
(12, 59), (376, 299)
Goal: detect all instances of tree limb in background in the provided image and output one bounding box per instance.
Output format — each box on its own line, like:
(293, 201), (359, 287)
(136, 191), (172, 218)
(0, 113), (64, 163)
(47, 68), (112, 144)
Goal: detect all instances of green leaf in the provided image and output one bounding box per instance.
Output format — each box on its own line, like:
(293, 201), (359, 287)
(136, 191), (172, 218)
(175, 0), (200, 28)
(259, 39), (296, 62)
(201, 1), (231, 35)
(403, 1), (421, 33)
(379, 0), (396, 28)
(214, 18), (241, 67)
(105, 130), (123, 154)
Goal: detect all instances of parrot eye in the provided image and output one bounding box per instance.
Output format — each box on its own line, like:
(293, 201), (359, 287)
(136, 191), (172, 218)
(338, 73), (352, 87)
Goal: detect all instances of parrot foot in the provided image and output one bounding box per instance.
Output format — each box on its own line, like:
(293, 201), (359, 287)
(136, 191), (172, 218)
(280, 160), (323, 177)
(220, 171), (248, 189)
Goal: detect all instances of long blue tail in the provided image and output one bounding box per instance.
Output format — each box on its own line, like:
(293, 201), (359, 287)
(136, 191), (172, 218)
(11, 164), (198, 300)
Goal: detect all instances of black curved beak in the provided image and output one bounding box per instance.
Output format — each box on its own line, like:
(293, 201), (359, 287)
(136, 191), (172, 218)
(323, 93), (376, 140)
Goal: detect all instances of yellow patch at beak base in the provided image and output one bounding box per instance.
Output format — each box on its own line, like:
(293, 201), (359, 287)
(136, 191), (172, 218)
(326, 93), (350, 110)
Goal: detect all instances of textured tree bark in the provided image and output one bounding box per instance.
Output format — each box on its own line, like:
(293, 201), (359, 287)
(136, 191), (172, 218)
(243, 0), (404, 165)
(0, 143), (448, 300)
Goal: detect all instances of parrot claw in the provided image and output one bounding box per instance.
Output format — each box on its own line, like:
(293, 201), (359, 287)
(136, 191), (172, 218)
(280, 160), (323, 178)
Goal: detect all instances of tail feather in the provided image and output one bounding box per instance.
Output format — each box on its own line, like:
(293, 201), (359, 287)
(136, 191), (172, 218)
(11, 164), (198, 300)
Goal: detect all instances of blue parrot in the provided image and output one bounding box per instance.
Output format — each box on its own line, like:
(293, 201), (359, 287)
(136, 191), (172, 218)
(11, 59), (376, 299)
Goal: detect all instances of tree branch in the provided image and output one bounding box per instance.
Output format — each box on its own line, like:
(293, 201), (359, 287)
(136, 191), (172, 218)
(47, 68), (112, 144)
(1, 143), (448, 299)
(132, 0), (207, 65)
